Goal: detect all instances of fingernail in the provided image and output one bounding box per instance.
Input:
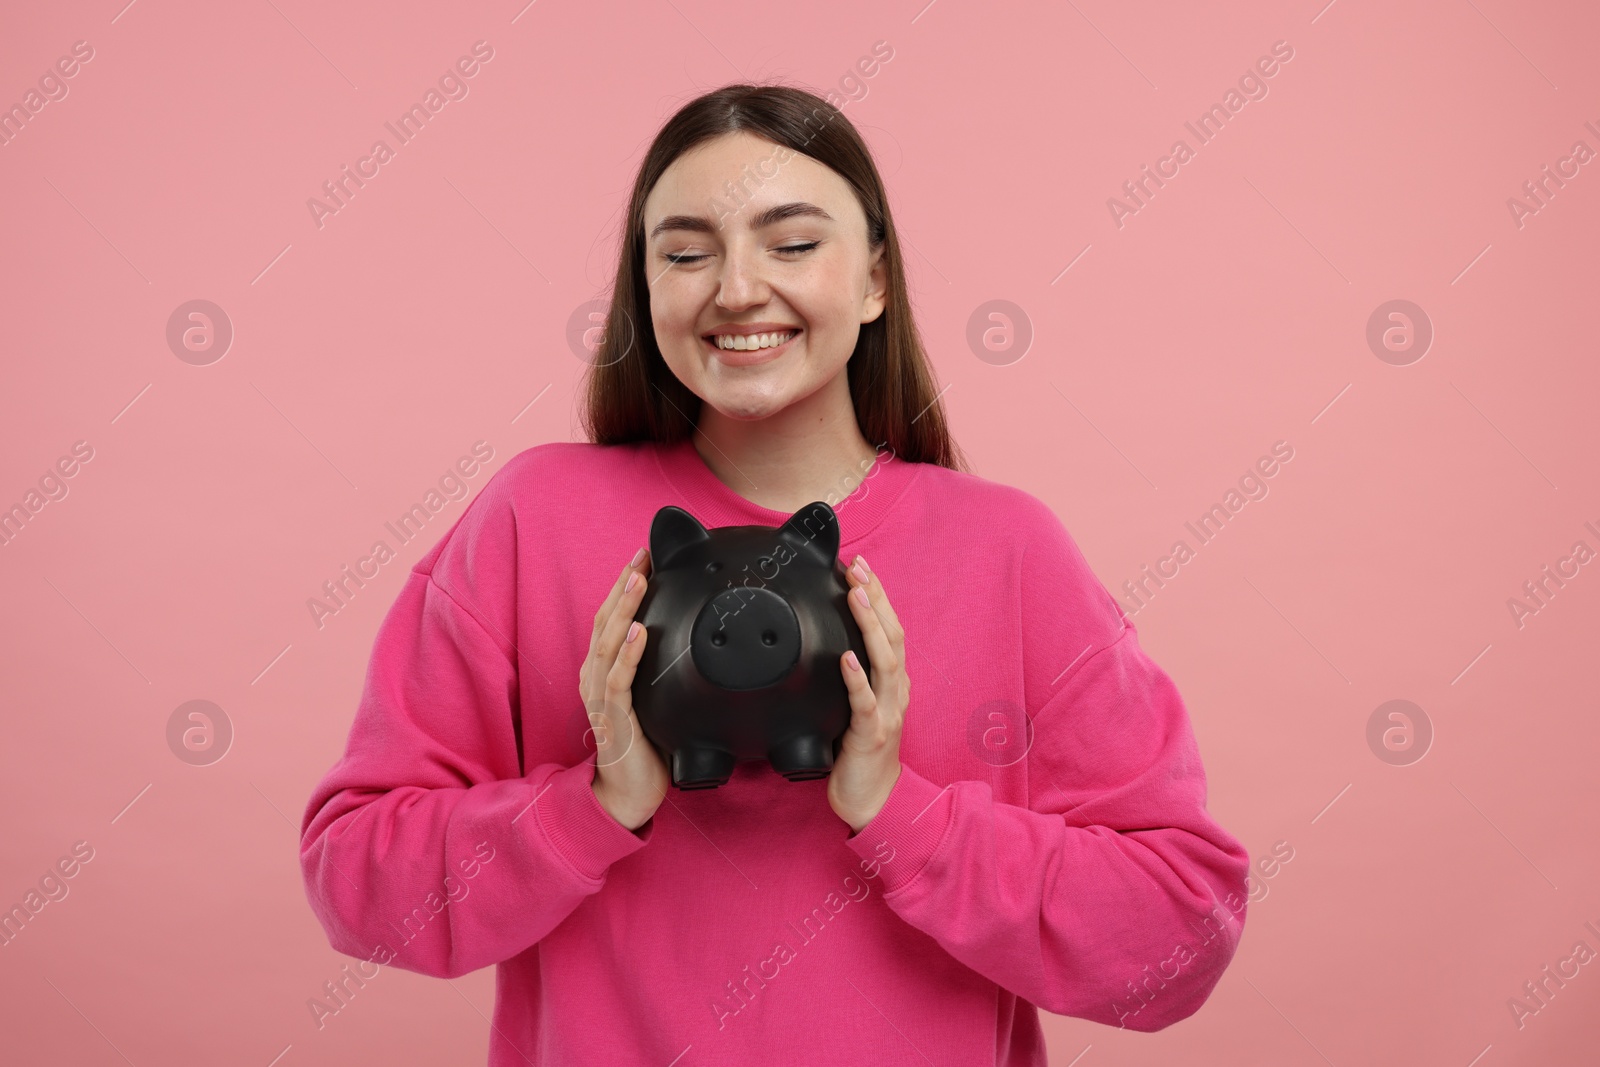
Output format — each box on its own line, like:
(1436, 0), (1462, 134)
(845, 650), (861, 671)
(850, 560), (868, 584)
(855, 555), (870, 573)
(626, 571), (640, 592)
(630, 546), (646, 566)
(627, 621), (641, 642)
(852, 586), (869, 607)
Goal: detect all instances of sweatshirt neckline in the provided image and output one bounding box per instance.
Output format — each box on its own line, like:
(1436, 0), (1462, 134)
(653, 436), (920, 548)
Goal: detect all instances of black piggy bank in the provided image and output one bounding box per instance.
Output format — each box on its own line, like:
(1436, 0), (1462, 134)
(629, 500), (871, 790)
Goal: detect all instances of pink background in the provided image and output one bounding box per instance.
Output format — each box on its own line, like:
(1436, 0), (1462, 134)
(2, 0), (1596, 1063)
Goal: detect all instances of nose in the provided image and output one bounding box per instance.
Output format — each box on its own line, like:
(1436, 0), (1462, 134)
(690, 587), (801, 690)
(714, 241), (772, 311)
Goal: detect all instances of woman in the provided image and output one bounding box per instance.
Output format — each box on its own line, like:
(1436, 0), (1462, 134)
(300, 84), (1250, 1065)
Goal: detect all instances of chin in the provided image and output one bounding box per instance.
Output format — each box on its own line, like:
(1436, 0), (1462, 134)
(707, 397), (790, 422)
(694, 375), (798, 420)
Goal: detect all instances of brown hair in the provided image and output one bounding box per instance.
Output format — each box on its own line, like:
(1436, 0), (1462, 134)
(578, 83), (969, 472)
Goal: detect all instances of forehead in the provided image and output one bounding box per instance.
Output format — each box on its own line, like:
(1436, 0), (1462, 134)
(643, 131), (859, 232)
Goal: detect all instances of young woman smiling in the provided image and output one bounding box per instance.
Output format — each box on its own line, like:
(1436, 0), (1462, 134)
(301, 84), (1250, 1066)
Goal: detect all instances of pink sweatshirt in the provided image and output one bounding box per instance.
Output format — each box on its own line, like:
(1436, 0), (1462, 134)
(299, 438), (1250, 1065)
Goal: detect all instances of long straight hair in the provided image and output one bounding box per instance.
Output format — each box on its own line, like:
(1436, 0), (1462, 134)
(578, 83), (969, 472)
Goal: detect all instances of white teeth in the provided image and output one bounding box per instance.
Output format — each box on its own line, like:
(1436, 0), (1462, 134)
(711, 330), (796, 351)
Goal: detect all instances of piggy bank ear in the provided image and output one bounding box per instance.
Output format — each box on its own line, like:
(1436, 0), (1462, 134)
(651, 505), (710, 567)
(778, 501), (840, 565)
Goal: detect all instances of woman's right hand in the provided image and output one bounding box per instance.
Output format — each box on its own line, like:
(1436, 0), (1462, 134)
(584, 547), (669, 831)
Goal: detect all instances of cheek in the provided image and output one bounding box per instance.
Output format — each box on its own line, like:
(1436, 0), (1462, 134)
(648, 267), (701, 316)
(646, 281), (678, 327)
(801, 261), (868, 331)
(654, 332), (700, 386)
(798, 297), (861, 361)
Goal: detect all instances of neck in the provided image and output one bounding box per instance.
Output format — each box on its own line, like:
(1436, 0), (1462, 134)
(691, 372), (881, 514)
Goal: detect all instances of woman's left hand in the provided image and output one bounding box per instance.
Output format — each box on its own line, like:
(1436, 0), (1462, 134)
(828, 554), (910, 834)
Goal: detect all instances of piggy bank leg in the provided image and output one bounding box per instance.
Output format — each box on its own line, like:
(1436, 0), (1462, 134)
(769, 734), (834, 782)
(672, 746), (735, 790)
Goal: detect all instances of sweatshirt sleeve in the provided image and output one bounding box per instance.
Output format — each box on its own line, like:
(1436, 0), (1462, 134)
(299, 475), (653, 980)
(843, 499), (1250, 1030)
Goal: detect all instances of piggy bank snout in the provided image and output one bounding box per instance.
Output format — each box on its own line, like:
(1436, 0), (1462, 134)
(690, 586), (801, 691)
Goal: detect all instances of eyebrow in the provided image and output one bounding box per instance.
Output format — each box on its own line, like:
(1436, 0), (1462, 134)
(648, 201), (835, 240)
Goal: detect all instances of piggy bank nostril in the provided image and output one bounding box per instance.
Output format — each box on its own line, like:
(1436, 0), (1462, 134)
(711, 631), (727, 647)
(705, 561), (721, 573)
(761, 630), (776, 645)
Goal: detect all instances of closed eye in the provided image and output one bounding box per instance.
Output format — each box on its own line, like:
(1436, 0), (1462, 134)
(664, 242), (818, 266)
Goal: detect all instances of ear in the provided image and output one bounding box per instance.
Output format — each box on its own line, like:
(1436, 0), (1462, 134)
(860, 244), (888, 326)
(650, 505), (710, 567)
(778, 501), (840, 564)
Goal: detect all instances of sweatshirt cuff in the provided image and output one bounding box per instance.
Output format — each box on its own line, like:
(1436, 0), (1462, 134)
(843, 762), (956, 895)
(531, 761), (654, 883)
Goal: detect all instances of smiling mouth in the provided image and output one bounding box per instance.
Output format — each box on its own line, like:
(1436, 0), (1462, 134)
(701, 329), (802, 352)
(700, 329), (802, 364)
